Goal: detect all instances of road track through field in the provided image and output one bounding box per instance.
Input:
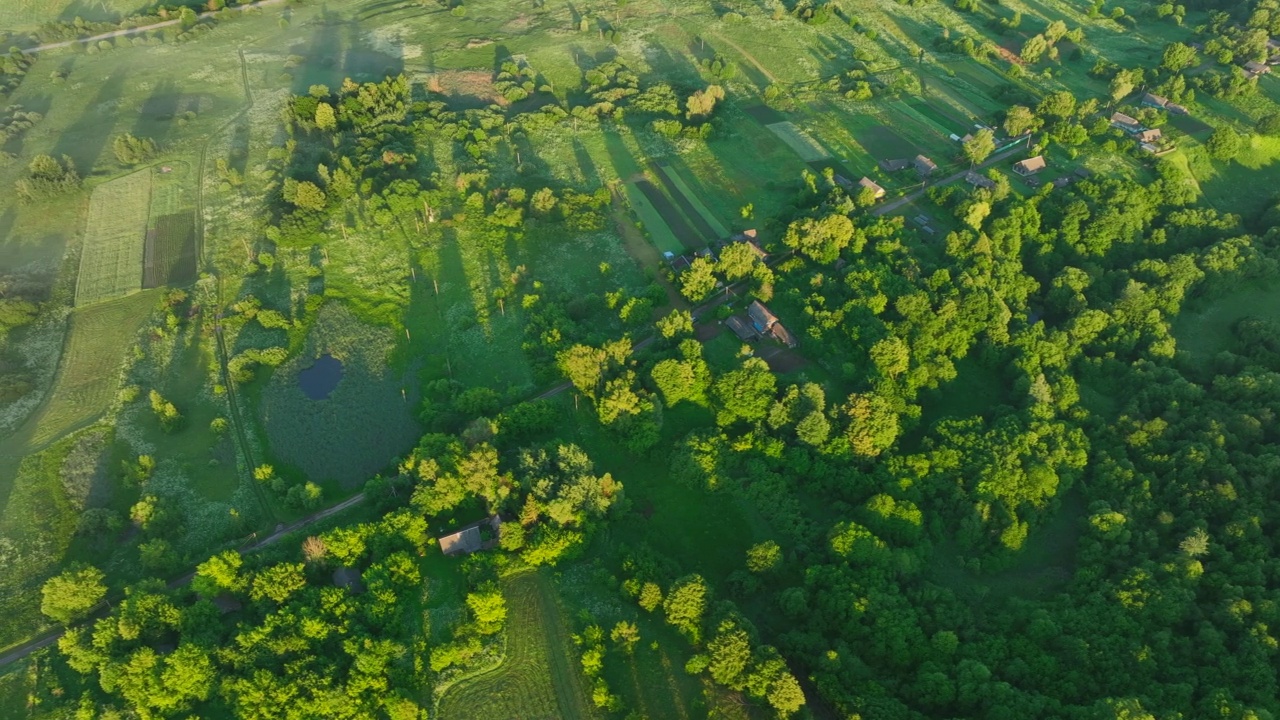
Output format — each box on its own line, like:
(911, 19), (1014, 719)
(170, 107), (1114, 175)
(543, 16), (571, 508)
(198, 48), (278, 525)
(17, 0), (286, 55)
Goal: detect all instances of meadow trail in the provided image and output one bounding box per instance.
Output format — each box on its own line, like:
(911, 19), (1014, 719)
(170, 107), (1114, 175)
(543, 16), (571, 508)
(18, 0), (286, 55)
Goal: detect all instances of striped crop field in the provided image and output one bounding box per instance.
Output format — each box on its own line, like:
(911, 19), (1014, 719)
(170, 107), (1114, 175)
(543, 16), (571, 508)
(76, 170), (153, 306)
(438, 571), (596, 720)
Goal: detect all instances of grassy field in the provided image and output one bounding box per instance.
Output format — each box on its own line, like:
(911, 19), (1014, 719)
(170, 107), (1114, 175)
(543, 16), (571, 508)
(438, 571), (597, 720)
(1174, 283), (1280, 358)
(75, 170), (153, 306)
(143, 212), (197, 288)
(20, 290), (158, 451)
(765, 121), (831, 161)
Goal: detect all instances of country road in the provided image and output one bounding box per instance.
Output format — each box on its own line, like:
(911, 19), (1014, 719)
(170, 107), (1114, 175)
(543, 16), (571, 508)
(18, 0), (284, 55)
(872, 139), (1032, 217)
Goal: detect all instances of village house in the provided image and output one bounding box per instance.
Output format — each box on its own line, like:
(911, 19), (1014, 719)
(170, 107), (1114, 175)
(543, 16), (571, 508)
(1110, 112), (1141, 132)
(1013, 156), (1047, 176)
(964, 170), (996, 189)
(857, 177), (886, 199)
(914, 155), (938, 177)
(1136, 128), (1163, 144)
(879, 158), (911, 172)
(1244, 61), (1272, 78)
(1142, 93), (1169, 109)
(438, 515), (502, 556)
(747, 300), (798, 348)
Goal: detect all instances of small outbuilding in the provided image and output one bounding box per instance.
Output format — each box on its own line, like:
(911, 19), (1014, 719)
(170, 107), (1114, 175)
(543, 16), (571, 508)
(1244, 61), (1272, 78)
(725, 315), (758, 341)
(1142, 93), (1169, 109)
(857, 177), (886, 199)
(333, 566), (364, 592)
(913, 155), (938, 176)
(1165, 103), (1190, 115)
(1013, 156), (1047, 176)
(770, 322), (798, 348)
(439, 526), (482, 556)
(1136, 128), (1163, 144)
(879, 158), (911, 172)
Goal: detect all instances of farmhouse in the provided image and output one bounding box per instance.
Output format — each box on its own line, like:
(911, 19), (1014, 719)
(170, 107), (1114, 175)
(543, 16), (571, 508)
(1013, 156), (1047, 176)
(1244, 61), (1271, 78)
(879, 158), (911, 172)
(725, 315), (758, 341)
(857, 177), (886, 199)
(1137, 128), (1163, 143)
(964, 170), (996, 189)
(1142, 93), (1169, 109)
(914, 155), (938, 177)
(439, 515), (502, 556)
(1110, 112), (1141, 131)
(664, 251), (691, 272)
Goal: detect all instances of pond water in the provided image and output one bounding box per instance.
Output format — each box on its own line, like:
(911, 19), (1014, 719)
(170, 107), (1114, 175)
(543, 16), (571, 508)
(299, 354), (343, 400)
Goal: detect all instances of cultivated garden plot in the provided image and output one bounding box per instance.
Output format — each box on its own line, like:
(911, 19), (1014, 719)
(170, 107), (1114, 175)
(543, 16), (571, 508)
(74, 170), (152, 306)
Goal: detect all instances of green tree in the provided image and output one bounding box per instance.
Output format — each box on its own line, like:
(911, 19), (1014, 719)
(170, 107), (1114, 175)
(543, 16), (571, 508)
(1003, 105), (1040, 136)
(680, 256), (719, 302)
(717, 241), (762, 281)
(782, 214), (857, 264)
(466, 584), (508, 634)
(962, 128), (996, 166)
(713, 357), (777, 426)
(707, 620), (753, 688)
(41, 565), (106, 624)
(1205, 126), (1243, 160)
(656, 308), (694, 339)
(663, 575), (709, 642)
(1020, 34), (1048, 63)
(610, 621), (640, 653)
(1161, 42), (1198, 73)
(746, 540), (782, 572)
(638, 582), (663, 611)
(314, 101), (337, 131)
(249, 563), (306, 604)
(1256, 113), (1280, 137)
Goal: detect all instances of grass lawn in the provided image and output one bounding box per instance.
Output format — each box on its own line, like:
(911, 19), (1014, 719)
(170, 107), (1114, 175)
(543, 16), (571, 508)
(437, 571), (597, 720)
(76, 169), (152, 306)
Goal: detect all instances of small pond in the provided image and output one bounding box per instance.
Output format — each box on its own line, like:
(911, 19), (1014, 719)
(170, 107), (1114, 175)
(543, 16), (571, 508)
(299, 354), (344, 400)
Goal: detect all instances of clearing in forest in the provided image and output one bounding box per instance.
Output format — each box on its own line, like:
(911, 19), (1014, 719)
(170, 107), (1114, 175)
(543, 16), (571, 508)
(765, 121), (831, 161)
(438, 571), (596, 720)
(76, 170), (153, 306)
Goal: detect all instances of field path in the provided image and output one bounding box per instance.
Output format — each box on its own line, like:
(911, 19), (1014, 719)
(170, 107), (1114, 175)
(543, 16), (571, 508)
(18, 0), (285, 55)
(710, 32), (778, 84)
(871, 139), (1031, 217)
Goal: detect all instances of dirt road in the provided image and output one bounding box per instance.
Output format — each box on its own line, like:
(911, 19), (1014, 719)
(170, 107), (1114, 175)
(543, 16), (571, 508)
(18, 0), (284, 55)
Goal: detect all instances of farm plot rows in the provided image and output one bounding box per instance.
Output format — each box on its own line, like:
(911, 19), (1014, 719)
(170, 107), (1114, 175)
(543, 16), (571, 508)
(76, 170), (153, 306)
(622, 181), (686, 255)
(438, 571), (596, 720)
(143, 212), (198, 289)
(653, 163), (729, 239)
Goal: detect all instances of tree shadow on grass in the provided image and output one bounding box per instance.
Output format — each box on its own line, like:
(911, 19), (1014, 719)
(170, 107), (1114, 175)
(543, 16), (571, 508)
(132, 79), (181, 147)
(51, 70), (126, 176)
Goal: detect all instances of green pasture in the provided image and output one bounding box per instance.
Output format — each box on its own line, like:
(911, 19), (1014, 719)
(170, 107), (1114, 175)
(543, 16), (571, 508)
(75, 170), (152, 306)
(1194, 136), (1280, 218)
(438, 571), (597, 720)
